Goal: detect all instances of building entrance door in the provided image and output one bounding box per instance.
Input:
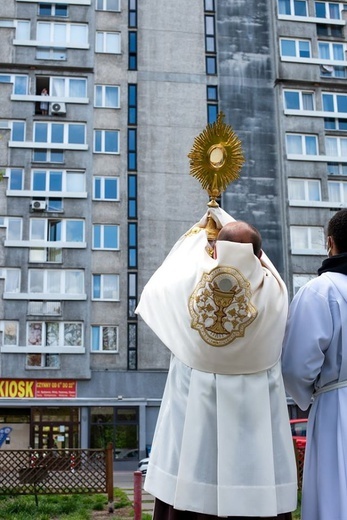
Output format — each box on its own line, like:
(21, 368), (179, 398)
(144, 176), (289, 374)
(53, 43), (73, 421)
(31, 407), (79, 449)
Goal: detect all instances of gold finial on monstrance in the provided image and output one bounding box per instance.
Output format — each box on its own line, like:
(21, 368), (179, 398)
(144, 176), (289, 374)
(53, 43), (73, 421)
(187, 112), (245, 241)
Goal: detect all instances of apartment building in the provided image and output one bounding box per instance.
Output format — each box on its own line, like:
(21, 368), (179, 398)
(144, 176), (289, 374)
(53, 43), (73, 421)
(0, 0), (345, 466)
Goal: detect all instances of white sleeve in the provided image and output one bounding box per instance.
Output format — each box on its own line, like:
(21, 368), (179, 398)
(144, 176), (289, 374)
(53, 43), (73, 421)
(281, 284), (333, 410)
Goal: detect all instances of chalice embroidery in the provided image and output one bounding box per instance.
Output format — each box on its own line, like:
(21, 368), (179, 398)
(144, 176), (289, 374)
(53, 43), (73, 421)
(189, 266), (258, 347)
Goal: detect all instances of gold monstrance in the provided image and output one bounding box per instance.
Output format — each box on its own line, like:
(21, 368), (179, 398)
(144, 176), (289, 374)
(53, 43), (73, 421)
(188, 112), (245, 241)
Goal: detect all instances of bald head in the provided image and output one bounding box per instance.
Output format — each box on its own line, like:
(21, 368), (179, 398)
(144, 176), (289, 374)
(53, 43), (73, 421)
(217, 221), (262, 258)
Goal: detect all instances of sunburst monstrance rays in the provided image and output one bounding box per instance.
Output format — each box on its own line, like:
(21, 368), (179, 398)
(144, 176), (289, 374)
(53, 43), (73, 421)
(188, 112), (245, 204)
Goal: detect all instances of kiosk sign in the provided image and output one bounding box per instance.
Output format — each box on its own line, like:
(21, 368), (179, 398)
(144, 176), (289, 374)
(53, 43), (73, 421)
(0, 379), (76, 398)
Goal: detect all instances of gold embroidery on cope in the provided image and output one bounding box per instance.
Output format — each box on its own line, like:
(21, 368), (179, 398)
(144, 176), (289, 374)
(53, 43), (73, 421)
(189, 266), (258, 347)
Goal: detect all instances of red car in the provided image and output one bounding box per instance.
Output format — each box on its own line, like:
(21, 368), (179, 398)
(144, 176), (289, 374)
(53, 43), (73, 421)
(290, 418), (308, 448)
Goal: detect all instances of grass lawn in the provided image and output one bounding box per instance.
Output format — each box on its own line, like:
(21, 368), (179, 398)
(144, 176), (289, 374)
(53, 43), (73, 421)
(0, 488), (152, 520)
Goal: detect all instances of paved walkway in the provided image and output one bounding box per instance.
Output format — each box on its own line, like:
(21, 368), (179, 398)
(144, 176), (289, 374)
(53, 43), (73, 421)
(114, 470), (154, 515)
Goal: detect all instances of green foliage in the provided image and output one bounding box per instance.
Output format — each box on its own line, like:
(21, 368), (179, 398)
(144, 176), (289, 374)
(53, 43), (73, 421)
(0, 493), (109, 519)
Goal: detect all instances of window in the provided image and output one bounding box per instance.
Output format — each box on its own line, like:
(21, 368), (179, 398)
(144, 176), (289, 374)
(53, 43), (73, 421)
(317, 24), (344, 37)
(11, 121), (25, 142)
(128, 32), (137, 70)
(327, 163), (347, 175)
(128, 84), (137, 125)
(8, 168), (24, 190)
(128, 175), (137, 218)
(315, 1), (344, 19)
(93, 224), (119, 249)
(31, 169), (85, 193)
(15, 20), (31, 40)
(94, 130), (119, 153)
(34, 122), (86, 145)
(284, 90), (314, 110)
(293, 274), (316, 294)
(90, 406), (138, 456)
(321, 64), (346, 78)
(0, 269), (20, 294)
(290, 226), (325, 252)
(129, 0), (137, 27)
(92, 274), (119, 300)
(95, 31), (121, 53)
(36, 48), (66, 60)
(38, 4), (68, 16)
(0, 217), (22, 240)
(319, 41), (344, 61)
(280, 38), (311, 58)
(95, 85), (120, 108)
(325, 136), (347, 157)
(33, 150), (64, 163)
(29, 247), (62, 263)
(206, 56), (217, 74)
(28, 269), (84, 295)
(1, 321), (19, 346)
(322, 93), (347, 113)
(286, 134), (318, 155)
(93, 177), (119, 200)
(27, 321), (82, 347)
(91, 326), (118, 352)
(50, 77), (87, 98)
(328, 180), (347, 202)
(278, 0), (307, 15)
(128, 323), (137, 369)
(205, 15), (216, 52)
(0, 74), (28, 95)
(205, 0), (215, 10)
(128, 129), (137, 170)
(128, 272), (137, 318)
(30, 219), (84, 243)
(37, 22), (88, 46)
(288, 179), (321, 201)
(128, 222), (137, 268)
(26, 353), (59, 368)
(96, 0), (120, 10)
(324, 118), (347, 131)
(207, 85), (218, 123)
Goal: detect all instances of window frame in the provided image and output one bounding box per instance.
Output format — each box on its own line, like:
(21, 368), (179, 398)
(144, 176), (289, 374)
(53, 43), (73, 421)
(91, 325), (119, 353)
(92, 274), (120, 301)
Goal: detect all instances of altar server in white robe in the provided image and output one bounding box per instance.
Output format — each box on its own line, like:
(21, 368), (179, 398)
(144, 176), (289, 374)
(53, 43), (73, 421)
(282, 208), (347, 520)
(136, 206), (297, 520)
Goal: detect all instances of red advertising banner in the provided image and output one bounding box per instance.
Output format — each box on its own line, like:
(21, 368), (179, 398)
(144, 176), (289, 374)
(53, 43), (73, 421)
(0, 379), (77, 398)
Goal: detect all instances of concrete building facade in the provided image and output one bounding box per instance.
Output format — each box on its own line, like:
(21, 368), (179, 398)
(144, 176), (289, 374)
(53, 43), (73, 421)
(0, 0), (345, 467)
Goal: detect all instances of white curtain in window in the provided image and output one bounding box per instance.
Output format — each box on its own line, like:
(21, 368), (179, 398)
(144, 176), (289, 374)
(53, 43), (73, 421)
(70, 79), (86, 97)
(37, 23), (51, 42)
(288, 180), (305, 200)
(340, 138), (347, 156)
(66, 172), (85, 192)
(30, 219), (46, 240)
(29, 270), (44, 292)
(286, 134), (302, 154)
(310, 227), (324, 249)
(328, 181), (341, 202)
(8, 218), (22, 240)
(47, 271), (61, 293)
(16, 21), (30, 39)
(5, 269), (20, 293)
(325, 137), (338, 156)
(302, 93), (314, 110)
(53, 23), (66, 44)
(70, 24), (87, 45)
(291, 227), (308, 249)
(65, 271), (84, 294)
(51, 78), (65, 96)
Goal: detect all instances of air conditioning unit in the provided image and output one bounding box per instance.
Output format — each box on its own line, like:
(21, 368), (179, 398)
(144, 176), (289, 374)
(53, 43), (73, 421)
(30, 200), (46, 211)
(50, 102), (66, 115)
